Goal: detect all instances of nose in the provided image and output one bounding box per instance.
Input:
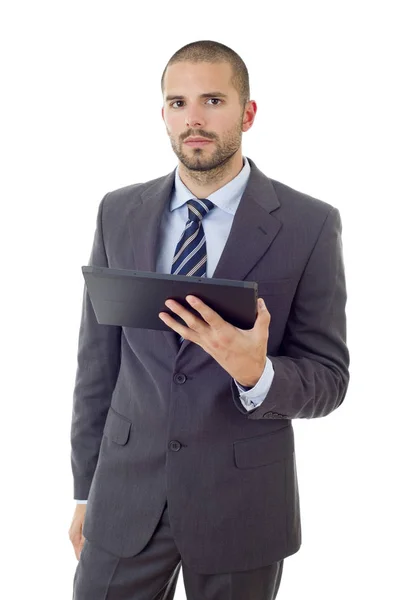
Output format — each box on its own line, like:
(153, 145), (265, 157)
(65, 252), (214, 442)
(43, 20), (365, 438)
(185, 109), (205, 129)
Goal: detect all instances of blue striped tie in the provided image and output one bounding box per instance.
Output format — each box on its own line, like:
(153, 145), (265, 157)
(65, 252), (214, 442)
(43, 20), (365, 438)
(171, 198), (215, 343)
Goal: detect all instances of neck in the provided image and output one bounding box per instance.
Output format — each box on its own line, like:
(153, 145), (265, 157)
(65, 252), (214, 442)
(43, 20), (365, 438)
(178, 151), (244, 198)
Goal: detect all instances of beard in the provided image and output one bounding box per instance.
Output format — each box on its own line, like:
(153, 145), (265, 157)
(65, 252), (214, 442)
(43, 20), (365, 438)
(168, 122), (243, 173)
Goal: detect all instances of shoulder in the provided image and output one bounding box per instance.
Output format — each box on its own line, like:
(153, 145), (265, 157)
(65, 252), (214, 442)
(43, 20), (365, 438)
(99, 171), (171, 219)
(267, 177), (341, 236)
(270, 177), (337, 215)
(104, 172), (167, 205)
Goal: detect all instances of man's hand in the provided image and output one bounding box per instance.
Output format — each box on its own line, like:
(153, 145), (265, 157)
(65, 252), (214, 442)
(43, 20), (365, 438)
(68, 503), (87, 561)
(159, 295), (270, 387)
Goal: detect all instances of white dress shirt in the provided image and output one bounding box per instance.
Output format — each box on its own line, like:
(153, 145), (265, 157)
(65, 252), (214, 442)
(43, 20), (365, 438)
(75, 156), (274, 503)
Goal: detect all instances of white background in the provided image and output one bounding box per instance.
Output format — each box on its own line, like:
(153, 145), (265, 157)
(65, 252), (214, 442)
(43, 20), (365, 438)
(1, 1), (399, 598)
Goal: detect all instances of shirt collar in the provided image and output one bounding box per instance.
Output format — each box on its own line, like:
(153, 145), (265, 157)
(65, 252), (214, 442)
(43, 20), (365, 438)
(170, 156), (251, 215)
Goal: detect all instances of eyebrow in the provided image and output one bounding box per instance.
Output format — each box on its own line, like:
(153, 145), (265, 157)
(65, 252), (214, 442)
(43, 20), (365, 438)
(165, 92), (228, 102)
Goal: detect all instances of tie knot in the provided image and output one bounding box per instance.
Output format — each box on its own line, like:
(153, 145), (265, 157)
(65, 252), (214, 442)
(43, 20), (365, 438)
(187, 198), (215, 223)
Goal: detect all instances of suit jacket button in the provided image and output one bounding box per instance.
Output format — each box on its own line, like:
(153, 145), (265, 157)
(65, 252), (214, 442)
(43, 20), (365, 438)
(169, 440), (182, 451)
(173, 373), (187, 384)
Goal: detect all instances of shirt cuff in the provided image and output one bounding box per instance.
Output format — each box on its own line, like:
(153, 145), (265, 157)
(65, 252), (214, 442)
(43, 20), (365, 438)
(234, 357), (275, 411)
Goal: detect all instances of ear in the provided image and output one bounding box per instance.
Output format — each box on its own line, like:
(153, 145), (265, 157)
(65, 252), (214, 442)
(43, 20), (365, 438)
(161, 106), (164, 121)
(242, 100), (257, 133)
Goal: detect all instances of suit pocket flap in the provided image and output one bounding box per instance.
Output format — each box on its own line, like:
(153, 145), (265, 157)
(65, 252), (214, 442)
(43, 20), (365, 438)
(233, 425), (294, 469)
(103, 407), (132, 445)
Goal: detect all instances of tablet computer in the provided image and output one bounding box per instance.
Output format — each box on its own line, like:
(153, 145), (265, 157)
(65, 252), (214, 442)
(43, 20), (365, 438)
(82, 266), (259, 331)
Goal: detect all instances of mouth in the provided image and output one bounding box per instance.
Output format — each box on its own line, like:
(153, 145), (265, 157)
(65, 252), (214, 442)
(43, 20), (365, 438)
(184, 140), (213, 147)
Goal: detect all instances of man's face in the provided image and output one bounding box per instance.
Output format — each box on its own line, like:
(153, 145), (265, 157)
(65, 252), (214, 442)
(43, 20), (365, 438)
(162, 61), (246, 172)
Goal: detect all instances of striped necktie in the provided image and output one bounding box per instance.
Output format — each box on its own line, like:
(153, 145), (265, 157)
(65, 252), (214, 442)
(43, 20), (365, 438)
(171, 198), (215, 343)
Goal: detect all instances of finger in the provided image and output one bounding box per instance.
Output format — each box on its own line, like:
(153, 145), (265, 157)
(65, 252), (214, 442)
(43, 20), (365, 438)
(255, 298), (271, 331)
(257, 298), (270, 317)
(165, 299), (207, 334)
(159, 311), (193, 341)
(186, 295), (226, 331)
(79, 537), (86, 559)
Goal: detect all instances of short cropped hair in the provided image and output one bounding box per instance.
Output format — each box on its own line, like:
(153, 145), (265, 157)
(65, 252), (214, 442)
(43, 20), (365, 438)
(161, 40), (250, 109)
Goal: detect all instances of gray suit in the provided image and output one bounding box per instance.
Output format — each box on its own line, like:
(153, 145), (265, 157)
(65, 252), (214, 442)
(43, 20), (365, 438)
(71, 157), (350, 576)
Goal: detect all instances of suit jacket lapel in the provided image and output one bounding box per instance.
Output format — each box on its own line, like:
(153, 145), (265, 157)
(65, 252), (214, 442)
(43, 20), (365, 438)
(128, 157), (282, 355)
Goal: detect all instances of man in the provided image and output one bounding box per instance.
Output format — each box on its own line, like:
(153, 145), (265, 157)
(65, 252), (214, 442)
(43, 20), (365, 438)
(70, 40), (350, 599)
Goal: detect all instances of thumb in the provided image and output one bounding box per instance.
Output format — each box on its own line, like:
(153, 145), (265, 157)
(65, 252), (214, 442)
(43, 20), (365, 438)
(257, 297), (267, 312)
(256, 298), (270, 327)
(78, 536), (86, 559)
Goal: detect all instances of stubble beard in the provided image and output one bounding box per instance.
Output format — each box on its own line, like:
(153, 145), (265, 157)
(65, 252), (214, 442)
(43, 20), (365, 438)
(168, 122), (243, 185)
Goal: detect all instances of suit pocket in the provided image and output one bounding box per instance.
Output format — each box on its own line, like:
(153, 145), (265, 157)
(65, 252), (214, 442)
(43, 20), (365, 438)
(257, 278), (293, 296)
(233, 425), (294, 469)
(103, 407), (132, 445)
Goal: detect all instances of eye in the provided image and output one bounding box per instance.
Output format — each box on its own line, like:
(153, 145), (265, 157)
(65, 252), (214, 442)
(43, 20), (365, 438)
(170, 98), (222, 108)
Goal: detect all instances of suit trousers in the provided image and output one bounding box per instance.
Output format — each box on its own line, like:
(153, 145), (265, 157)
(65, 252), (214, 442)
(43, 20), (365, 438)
(73, 500), (284, 600)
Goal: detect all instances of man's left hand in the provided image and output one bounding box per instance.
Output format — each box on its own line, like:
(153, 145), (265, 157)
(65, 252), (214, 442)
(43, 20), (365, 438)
(159, 295), (270, 388)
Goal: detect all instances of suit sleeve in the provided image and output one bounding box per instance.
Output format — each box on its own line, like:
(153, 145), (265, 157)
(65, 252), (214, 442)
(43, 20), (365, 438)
(231, 206), (350, 420)
(234, 358), (275, 410)
(70, 193), (122, 499)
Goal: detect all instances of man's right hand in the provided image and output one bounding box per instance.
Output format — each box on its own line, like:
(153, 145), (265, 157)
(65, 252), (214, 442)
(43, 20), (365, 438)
(69, 503), (87, 560)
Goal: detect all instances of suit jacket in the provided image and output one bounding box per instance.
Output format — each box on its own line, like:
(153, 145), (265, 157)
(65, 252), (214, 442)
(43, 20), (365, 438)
(70, 156), (350, 574)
